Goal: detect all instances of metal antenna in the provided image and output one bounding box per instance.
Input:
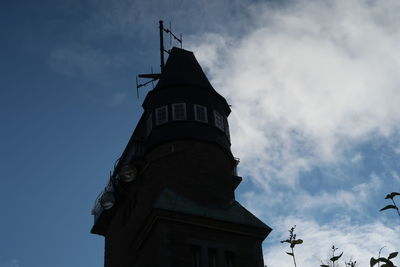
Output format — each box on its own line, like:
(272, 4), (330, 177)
(160, 20), (182, 61)
(136, 72), (160, 98)
(159, 20), (165, 73)
(135, 20), (182, 97)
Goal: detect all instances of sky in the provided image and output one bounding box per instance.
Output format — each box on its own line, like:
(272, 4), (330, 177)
(1, 0), (399, 266)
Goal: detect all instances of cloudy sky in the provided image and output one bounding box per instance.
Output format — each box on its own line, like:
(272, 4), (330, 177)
(1, 0), (399, 266)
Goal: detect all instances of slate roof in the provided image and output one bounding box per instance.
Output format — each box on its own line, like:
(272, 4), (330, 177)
(154, 188), (269, 230)
(154, 47), (215, 91)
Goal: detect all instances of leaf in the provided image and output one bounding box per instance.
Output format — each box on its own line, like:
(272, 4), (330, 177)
(290, 239), (302, 248)
(380, 205), (398, 212)
(280, 239), (290, 244)
(331, 252), (343, 262)
(320, 265), (329, 267)
(378, 257), (389, 263)
(381, 261), (394, 267)
(370, 257), (378, 267)
(385, 192), (400, 199)
(286, 252), (294, 256)
(388, 252), (398, 259)
(294, 239), (303, 245)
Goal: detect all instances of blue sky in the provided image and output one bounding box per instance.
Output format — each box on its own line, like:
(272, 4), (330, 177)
(1, 0), (399, 266)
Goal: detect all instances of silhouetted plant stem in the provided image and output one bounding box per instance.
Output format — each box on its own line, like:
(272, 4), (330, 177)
(331, 246), (337, 267)
(377, 246), (386, 267)
(281, 225), (303, 267)
(321, 246), (343, 267)
(291, 246), (298, 267)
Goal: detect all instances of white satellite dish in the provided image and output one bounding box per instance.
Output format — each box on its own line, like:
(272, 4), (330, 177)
(118, 165), (138, 183)
(100, 192), (115, 210)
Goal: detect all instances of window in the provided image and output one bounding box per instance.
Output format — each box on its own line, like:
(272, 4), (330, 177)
(194, 104), (208, 123)
(224, 117), (230, 140)
(214, 110), (224, 131)
(191, 245), (201, 267)
(232, 166), (237, 176)
(224, 118), (230, 138)
(225, 251), (235, 267)
(155, 105), (168, 125)
(208, 248), (218, 267)
(172, 103), (187, 120)
(146, 114), (152, 135)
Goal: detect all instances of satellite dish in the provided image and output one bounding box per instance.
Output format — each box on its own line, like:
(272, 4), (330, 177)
(118, 165), (138, 183)
(100, 192), (115, 210)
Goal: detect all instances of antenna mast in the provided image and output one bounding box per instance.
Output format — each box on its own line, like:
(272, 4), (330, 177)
(136, 20), (182, 98)
(159, 20), (165, 73)
(159, 20), (183, 73)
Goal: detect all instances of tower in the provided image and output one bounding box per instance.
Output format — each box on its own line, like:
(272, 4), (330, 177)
(91, 43), (271, 267)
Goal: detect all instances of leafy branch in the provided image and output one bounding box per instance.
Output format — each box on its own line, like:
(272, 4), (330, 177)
(380, 192), (400, 217)
(345, 260), (357, 267)
(321, 245), (343, 267)
(280, 225), (303, 267)
(276, 191), (398, 267)
(370, 251), (398, 267)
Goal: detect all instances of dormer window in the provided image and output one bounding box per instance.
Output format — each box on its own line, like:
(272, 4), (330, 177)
(155, 105), (168, 125)
(214, 110), (224, 131)
(172, 103), (186, 120)
(194, 104), (208, 123)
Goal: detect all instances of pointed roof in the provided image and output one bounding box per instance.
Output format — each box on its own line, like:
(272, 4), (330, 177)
(154, 47), (215, 91)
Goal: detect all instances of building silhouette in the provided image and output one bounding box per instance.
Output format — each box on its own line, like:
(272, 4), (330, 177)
(91, 47), (271, 267)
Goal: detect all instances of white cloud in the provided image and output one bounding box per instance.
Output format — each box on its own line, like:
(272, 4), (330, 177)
(264, 216), (400, 267)
(189, 0), (400, 188)
(391, 171), (400, 183)
(296, 173), (382, 212)
(187, 2), (400, 265)
(350, 153), (363, 163)
(239, 173), (383, 220)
